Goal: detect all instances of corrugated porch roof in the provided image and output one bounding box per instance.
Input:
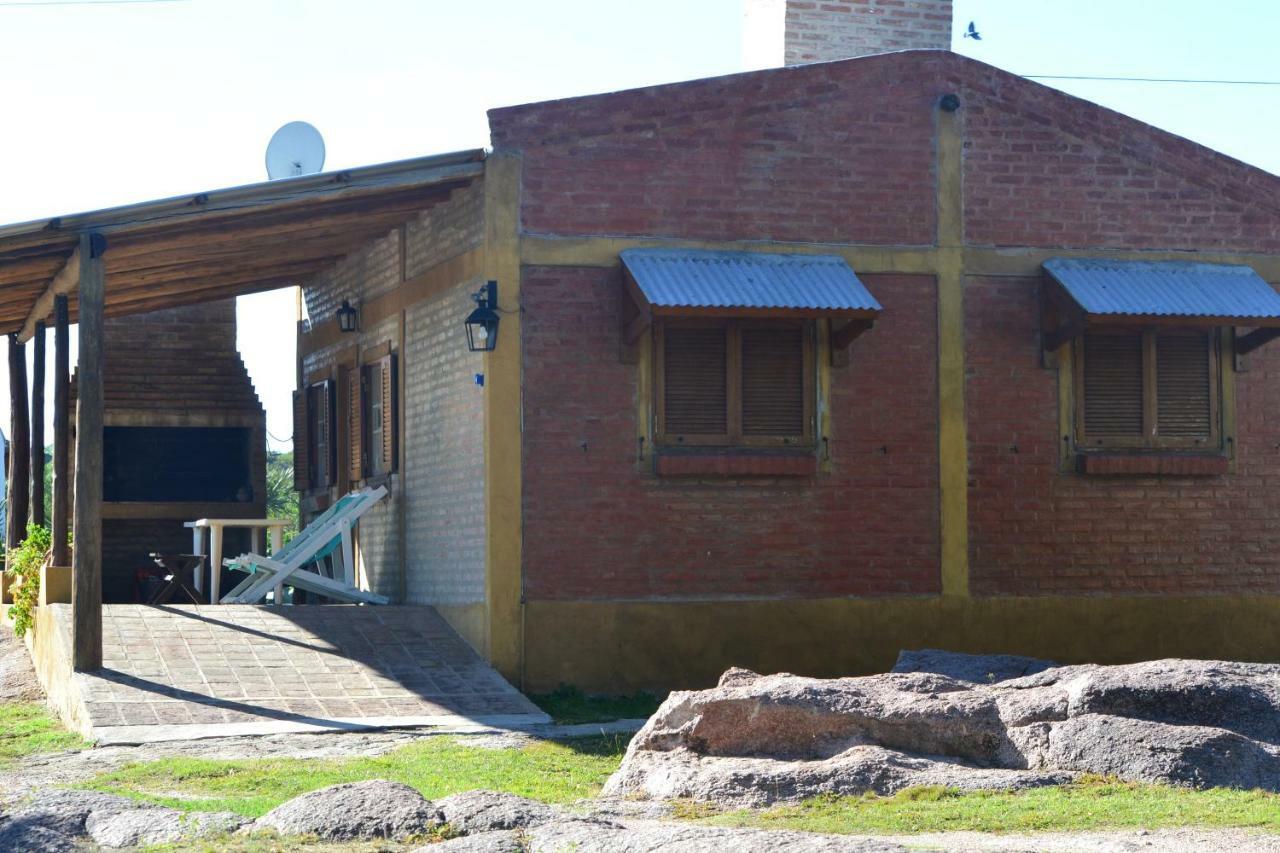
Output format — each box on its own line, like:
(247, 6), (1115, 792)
(0, 149), (485, 337)
(1044, 258), (1280, 325)
(620, 249), (882, 317)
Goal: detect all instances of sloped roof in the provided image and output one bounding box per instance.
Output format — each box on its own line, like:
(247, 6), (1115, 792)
(0, 149), (484, 336)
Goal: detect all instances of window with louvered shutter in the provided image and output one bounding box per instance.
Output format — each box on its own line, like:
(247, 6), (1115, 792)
(1082, 333), (1144, 440)
(292, 389), (310, 491)
(657, 319), (814, 447)
(742, 326), (806, 437)
(1076, 329), (1220, 450)
(346, 366), (363, 483)
(307, 379), (335, 488)
(661, 325), (728, 440)
(1156, 332), (1213, 439)
(378, 354), (396, 475)
(360, 354), (397, 477)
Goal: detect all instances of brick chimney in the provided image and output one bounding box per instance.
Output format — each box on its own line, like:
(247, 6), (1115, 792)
(742, 0), (954, 69)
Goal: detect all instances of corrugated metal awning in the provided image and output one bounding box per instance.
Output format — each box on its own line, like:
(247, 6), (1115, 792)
(1044, 258), (1280, 325)
(620, 249), (882, 318)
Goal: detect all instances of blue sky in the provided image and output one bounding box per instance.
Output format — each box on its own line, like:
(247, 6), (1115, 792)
(0, 0), (1276, 447)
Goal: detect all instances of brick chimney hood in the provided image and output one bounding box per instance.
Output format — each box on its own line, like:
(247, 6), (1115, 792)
(743, 0), (954, 68)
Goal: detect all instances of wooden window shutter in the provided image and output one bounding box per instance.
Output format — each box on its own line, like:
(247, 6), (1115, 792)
(347, 366), (363, 483)
(1082, 332), (1144, 438)
(1156, 332), (1213, 438)
(741, 326), (806, 437)
(662, 325), (728, 437)
(318, 379), (336, 487)
(292, 389), (310, 491)
(379, 354), (396, 474)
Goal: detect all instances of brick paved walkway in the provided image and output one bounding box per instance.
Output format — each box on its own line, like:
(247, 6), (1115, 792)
(72, 605), (548, 743)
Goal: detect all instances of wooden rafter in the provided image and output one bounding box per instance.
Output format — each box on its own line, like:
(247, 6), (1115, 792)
(618, 271), (652, 364)
(1041, 278), (1086, 354)
(0, 151), (484, 335)
(1236, 327), (1280, 356)
(17, 247), (79, 343)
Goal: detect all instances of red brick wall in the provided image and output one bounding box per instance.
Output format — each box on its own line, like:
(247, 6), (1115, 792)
(785, 0), (953, 65)
(960, 65), (1280, 252)
(492, 52), (1279, 253)
(500, 50), (1280, 604)
(490, 54), (942, 245)
(967, 275), (1280, 596)
(521, 266), (940, 601)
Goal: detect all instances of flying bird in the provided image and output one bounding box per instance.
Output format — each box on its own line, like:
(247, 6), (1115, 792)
(964, 21), (982, 40)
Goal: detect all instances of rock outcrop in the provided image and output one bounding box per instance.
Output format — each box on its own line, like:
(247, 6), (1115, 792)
(604, 653), (1280, 805)
(253, 779), (444, 841)
(436, 790), (561, 835)
(410, 789), (907, 852)
(86, 807), (245, 848)
(0, 788), (246, 850)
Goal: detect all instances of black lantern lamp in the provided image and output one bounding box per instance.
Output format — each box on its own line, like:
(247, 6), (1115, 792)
(464, 280), (500, 352)
(336, 299), (359, 334)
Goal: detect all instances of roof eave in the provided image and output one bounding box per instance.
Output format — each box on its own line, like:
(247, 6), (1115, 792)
(0, 148), (486, 249)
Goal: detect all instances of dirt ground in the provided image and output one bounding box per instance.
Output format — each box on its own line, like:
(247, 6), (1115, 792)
(0, 619), (41, 702)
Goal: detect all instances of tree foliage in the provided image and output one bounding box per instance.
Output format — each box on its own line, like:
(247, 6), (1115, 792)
(266, 450), (299, 542)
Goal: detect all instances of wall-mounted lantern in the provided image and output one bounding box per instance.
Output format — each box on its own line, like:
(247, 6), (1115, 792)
(336, 299), (359, 334)
(464, 280), (500, 352)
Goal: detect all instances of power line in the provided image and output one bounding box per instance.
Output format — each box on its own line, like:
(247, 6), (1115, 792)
(265, 428), (293, 445)
(0, 0), (187, 7)
(1025, 74), (1280, 86)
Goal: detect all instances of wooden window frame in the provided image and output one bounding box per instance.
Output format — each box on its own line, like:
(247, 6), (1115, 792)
(305, 378), (336, 489)
(348, 347), (397, 481)
(654, 317), (816, 449)
(1073, 326), (1222, 452)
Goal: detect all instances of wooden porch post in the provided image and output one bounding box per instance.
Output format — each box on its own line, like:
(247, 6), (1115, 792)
(52, 296), (70, 567)
(73, 233), (105, 672)
(6, 334), (30, 550)
(30, 321), (45, 527)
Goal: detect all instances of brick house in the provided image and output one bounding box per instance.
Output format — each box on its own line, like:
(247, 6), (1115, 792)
(293, 0), (1280, 691)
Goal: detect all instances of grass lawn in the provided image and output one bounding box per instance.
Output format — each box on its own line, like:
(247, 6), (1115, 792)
(528, 684), (663, 724)
(83, 734), (628, 818)
(0, 702), (88, 767)
(78, 733), (1280, 838)
(680, 777), (1280, 835)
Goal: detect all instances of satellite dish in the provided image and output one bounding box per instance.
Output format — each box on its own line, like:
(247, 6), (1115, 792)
(265, 121), (325, 179)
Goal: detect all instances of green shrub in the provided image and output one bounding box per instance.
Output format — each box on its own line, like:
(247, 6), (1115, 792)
(6, 524), (53, 637)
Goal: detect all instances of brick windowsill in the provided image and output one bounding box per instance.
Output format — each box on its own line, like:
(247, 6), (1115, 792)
(655, 453), (818, 478)
(1077, 454), (1230, 477)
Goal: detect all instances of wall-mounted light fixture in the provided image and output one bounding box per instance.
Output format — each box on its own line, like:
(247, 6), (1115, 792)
(336, 299), (359, 334)
(464, 280), (500, 352)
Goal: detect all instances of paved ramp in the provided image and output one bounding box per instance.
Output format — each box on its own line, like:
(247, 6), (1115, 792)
(65, 605), (548, 743)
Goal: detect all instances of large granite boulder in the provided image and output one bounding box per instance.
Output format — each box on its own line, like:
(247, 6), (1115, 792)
(605, 653), (1280, 805)
(254, 779), (444, 841)
(628, 671), (1009, 763)
(436, 790), (561, 834)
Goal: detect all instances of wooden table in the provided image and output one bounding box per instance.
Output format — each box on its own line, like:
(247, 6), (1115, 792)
(185, 518), (291, 605)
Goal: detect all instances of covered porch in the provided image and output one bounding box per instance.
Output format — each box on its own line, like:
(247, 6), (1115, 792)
(31, 603), (546, 743)
(0, 151), (483, 676)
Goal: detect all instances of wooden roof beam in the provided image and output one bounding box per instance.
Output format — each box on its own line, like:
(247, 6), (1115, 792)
(17, 246), (79, 343)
